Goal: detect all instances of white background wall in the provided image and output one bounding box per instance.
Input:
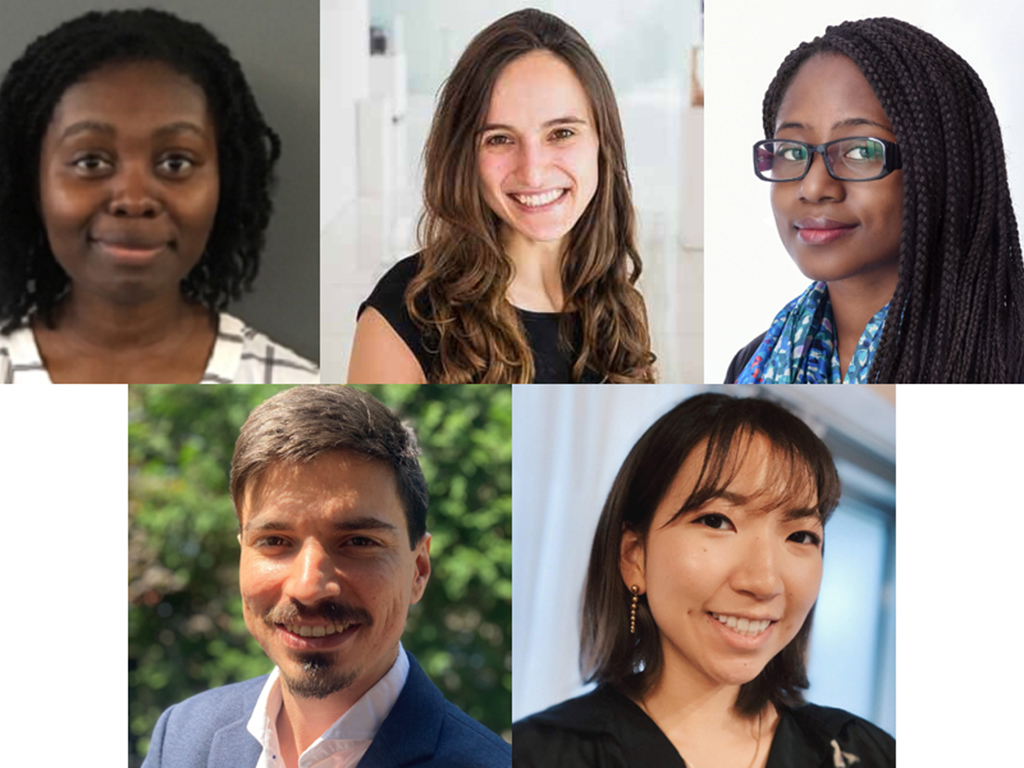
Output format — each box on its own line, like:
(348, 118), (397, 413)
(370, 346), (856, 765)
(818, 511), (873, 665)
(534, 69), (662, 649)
(704, 0), (1024, 381)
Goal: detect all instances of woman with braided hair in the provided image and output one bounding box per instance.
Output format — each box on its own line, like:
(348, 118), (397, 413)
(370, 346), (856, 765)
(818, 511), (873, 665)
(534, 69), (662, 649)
(726, 17), (1024, 384)
(0, 8), (318, 383)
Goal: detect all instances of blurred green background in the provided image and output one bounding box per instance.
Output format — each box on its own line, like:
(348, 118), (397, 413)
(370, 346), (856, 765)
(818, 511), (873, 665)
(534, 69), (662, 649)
(128, 384), (512, 766)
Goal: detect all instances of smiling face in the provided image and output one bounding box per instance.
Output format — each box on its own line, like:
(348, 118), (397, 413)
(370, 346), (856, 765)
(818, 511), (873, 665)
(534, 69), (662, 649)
(238, 450), (430, 703)
(770, 53), (903, 291)
(38, 60), (219, 306)
(477, 50), (599, 253)
(621, 433), (824, 691)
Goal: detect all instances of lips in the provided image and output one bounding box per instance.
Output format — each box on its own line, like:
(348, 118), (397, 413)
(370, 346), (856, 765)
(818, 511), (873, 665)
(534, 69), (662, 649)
(794, 217), (857, 245)
(90, 233), (171, 262)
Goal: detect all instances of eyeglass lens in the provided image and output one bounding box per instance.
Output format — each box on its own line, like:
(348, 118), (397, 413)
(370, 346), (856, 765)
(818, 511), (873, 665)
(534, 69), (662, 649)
(756, 139), (887, 180)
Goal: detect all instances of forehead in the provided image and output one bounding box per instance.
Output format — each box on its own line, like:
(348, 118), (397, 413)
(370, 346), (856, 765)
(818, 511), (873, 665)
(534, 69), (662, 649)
(486, 49), (593, 125)
(49, 60), (211, 130)
(240, 450), (405, 532)
(776, 53), (890, 135)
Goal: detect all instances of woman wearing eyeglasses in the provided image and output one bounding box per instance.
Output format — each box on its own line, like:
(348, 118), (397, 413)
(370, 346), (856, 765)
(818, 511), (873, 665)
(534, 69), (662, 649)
(726, 17), (1024, 384)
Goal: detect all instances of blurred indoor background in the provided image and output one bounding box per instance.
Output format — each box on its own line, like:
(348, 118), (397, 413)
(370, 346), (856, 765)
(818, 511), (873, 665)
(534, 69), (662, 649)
(512, 384), (896, 736)
(320, 0), (703, 382)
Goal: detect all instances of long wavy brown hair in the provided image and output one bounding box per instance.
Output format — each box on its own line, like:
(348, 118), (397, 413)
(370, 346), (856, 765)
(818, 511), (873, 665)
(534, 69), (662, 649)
(409, 8), (656, 383)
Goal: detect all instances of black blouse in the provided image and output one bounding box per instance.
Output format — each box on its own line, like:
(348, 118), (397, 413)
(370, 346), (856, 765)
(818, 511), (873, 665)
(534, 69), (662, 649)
(513, 686), (895, 768)
(358, 254), (601, 383)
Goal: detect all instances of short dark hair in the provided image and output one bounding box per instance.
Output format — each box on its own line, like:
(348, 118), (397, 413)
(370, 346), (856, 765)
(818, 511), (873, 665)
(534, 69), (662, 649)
(230, 387), (429, 547)
(0, 8), (280, 332)
(763, 17), (1024, 382)
(580, 393), (841, 715)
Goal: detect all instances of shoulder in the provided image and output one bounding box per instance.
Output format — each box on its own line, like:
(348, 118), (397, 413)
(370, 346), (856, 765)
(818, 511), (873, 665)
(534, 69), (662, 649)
(143, 676), (268, 767)
(360, 254), (424, 316)
(0, 320), (46, 384)
(371, 651), (509, 767)
(781, 703), (895, 767)
(157, 675), (267, 728)
(725, 331), (767, 383)
(512, 688), (634, 768)
(210, 313), (319, 384)
(435, 698), (512, 766)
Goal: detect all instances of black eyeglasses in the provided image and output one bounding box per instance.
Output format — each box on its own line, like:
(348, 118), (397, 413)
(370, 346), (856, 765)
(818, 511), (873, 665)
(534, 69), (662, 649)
(753, 137), (902, 182)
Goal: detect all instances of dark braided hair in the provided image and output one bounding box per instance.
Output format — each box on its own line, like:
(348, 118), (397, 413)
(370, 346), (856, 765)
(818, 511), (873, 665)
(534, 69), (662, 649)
(0, 8), (280, 332)
(763, 17), (1024, 383)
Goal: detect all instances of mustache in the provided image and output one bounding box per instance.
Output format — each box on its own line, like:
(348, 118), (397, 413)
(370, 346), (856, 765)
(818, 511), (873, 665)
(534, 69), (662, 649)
(264, 600), (373, 627)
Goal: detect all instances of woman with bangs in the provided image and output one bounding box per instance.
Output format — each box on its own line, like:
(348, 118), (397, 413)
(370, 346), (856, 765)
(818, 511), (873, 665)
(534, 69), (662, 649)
(726, 17), (1024, 384)
(348, 8), (655, 383)
(513, 393), (895, 767)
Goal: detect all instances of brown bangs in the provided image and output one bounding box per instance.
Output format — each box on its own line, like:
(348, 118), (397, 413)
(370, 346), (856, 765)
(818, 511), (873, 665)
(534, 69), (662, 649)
(672, 426), (837, 528)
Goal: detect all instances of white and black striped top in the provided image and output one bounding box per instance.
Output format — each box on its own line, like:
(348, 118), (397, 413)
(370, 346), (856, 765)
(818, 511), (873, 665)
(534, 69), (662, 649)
(0, 313), (319, 384)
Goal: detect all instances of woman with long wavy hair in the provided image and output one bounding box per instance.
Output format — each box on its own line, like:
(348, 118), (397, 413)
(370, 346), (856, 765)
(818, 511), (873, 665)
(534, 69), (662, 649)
(348, 9), (655, 383)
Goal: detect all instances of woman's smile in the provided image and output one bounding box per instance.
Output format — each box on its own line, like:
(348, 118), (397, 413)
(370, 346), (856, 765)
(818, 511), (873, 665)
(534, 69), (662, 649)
(38, 59), (219, 306)
(770, 54), (902, 288)
(477, 50), (599, 252)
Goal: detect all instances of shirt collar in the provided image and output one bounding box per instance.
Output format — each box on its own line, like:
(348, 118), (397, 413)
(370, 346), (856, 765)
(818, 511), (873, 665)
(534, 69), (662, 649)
(245, 642), (409, 763)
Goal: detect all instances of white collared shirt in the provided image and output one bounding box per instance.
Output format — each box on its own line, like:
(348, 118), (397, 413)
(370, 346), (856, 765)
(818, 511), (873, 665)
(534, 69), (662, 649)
(245, 643), (409, 768)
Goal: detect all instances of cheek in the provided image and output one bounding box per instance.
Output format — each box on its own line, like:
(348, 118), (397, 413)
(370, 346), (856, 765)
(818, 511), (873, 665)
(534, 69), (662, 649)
(477, 152), (511, 196)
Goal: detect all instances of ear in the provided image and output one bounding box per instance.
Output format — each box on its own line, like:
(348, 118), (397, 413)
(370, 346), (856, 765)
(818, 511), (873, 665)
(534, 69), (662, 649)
(619, 527), (646, 594)
(409, 532), (432, 605)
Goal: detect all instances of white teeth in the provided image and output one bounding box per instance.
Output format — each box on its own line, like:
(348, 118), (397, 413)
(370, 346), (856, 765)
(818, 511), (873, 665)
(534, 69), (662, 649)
(711, 613), (772, 637)
(512, 189), (565, 207)
(285, 623), (352, 637)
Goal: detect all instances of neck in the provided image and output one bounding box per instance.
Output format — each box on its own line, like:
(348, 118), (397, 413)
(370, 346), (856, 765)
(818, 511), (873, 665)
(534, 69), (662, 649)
(637, 658), (775, 768)
(501, 227), (565, 312)
(55, 288), (206, 350)
(826, 268), (898, 374)
(276, 645), (400, 759)
(640, 660), (745, 732)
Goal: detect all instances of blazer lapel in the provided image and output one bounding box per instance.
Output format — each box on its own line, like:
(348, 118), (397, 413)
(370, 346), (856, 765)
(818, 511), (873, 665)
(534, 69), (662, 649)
(360, 652), (445, 768)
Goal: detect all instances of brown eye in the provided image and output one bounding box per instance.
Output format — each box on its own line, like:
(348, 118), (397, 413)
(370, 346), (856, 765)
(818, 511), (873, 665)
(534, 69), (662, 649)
(693, 513), (734, 531)
(787, 530), (822, 546)
(72, 155), (113, 175)
(157, 154), (195, 176)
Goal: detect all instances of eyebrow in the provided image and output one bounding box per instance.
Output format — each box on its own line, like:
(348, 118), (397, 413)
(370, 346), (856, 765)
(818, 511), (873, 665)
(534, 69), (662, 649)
(477, 116), (588, 135)
(59, 120), (207, 142)
(775, 117), (892, 135)
(244, 515), (399, 535)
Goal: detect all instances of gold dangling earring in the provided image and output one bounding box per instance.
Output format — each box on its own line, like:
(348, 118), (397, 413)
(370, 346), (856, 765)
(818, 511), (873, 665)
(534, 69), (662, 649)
(629, 585), (640, 634)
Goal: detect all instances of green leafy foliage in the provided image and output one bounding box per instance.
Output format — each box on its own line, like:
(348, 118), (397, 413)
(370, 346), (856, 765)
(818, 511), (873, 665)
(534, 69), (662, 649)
(128, 385), (511, 765)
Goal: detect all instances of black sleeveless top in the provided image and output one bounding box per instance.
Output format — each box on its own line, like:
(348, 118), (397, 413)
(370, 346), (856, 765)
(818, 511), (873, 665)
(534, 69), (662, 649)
(358, 255), (601, 383)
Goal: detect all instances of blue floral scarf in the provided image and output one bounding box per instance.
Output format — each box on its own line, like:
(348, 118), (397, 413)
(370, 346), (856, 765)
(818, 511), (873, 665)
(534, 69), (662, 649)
(736, 282), (889, 384)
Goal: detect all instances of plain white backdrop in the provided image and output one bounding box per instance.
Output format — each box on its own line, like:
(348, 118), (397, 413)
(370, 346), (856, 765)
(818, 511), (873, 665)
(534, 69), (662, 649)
(704, 0), (1024, 381)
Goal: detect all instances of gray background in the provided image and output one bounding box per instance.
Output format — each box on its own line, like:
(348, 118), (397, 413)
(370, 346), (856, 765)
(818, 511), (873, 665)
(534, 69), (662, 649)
(1, 0), (319, 364)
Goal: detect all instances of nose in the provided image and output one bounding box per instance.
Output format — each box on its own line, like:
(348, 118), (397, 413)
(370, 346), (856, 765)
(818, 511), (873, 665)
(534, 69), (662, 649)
(516, 138), (550, 189)
(798, 151), (845, 203)
(731, 535), (784, 600)
(107, 161), (162, 218)
(284, 538), (341, 606)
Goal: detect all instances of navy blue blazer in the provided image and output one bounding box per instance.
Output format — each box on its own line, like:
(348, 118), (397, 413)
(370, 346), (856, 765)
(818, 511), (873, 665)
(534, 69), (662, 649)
(141, 651), (511, 768)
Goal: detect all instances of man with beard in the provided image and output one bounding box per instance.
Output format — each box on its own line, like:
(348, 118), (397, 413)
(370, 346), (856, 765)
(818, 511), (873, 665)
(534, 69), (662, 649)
(141, 386), (511, 768)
